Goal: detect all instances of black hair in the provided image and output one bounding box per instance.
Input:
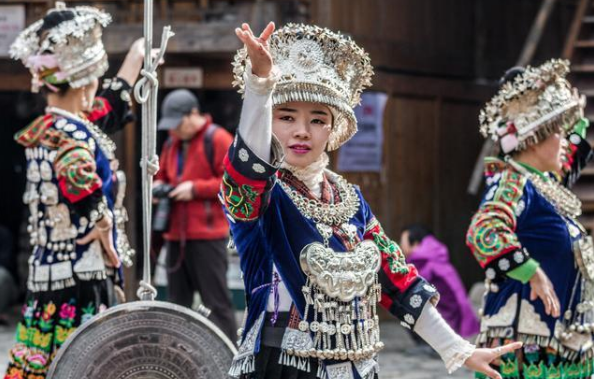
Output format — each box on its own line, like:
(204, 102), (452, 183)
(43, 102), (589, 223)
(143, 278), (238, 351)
(402, 224), (432, 245)
(35, 10), (77, 97)
(37, 9), (76, 38)
(493, 66), (528, 157)
(39, 81), (71, 98)
(499, 66), (525, 88)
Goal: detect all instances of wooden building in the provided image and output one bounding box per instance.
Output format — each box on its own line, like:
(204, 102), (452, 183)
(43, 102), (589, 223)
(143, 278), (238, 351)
(0, 0), (586, 291)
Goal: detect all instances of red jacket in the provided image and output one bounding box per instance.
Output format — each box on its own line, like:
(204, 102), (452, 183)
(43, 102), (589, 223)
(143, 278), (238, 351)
(155, 117), (233, 241)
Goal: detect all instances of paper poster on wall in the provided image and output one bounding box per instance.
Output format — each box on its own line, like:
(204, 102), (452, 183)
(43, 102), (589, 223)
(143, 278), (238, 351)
(0, 6), (24, 58)
(337, 92), (388, 172)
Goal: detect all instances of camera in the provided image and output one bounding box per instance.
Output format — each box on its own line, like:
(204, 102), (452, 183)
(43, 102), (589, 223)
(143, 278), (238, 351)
(152, 183), (174, 232)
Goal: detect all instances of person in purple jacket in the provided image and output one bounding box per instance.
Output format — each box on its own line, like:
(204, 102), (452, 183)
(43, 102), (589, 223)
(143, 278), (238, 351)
(400, 224), (480, 338)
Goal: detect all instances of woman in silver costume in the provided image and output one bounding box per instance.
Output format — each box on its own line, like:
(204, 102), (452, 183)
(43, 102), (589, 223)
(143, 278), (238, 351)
(222, 21), (521, 379)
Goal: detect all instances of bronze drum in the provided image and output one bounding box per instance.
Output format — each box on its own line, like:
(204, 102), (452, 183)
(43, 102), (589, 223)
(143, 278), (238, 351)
(47, 301), (237, 379)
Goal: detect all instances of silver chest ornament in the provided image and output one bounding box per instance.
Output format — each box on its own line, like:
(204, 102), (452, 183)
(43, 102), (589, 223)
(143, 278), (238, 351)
(300, 240), (380, 302)
(298, 238), (383, 361)
(280, 175), (385, 362)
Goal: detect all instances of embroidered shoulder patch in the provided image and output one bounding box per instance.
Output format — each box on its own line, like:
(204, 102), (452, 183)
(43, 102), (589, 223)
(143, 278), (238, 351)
(14, 114), (56, 147)
(467, 169), (527, 267)
(365, 217), (409, 274)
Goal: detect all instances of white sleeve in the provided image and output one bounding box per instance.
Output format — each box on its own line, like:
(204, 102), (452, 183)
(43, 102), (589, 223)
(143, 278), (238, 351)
(413, 304), (476, 374)
(237, 63), (281, 163)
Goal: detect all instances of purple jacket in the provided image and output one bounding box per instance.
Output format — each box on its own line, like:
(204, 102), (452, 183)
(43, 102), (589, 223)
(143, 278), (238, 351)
(408, 236), (480, 337)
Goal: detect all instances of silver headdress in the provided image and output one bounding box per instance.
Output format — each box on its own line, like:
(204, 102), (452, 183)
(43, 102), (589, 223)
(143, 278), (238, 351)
(10, 1), (111, 92)
(232, 23), (374, 151)
(479, 59), (585, 154)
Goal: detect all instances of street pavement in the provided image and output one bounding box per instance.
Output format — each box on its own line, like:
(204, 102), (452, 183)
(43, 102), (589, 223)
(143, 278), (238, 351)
(0, 307), (473, 378)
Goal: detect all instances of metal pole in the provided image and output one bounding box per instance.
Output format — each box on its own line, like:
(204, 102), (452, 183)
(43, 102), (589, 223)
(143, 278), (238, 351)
(134, 0), (174, 301)
(517, 0), (557, 67)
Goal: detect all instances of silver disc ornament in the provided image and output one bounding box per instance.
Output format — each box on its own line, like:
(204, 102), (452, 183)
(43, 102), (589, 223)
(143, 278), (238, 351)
(47, 301), (237, 379)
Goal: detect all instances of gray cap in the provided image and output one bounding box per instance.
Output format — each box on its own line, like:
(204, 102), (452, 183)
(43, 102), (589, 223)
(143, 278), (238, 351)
(157, 89), (199, 130)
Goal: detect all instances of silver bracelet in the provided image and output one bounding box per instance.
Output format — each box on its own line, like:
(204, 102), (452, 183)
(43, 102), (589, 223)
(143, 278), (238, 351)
(96, 221), (112, 232)
(90, 198), (108, 223)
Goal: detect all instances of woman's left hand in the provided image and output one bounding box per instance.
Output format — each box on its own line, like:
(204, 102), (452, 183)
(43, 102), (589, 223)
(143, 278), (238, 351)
(464, 342), (523, 379)
(127, 38), (163, 64)
(76, 214), (121, 268)
(117, 38), (164, 85)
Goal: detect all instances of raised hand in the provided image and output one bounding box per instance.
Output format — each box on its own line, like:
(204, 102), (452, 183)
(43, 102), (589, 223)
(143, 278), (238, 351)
(465, 342), (523, 379)
(117, 38), (163, 86)
(235, 22), (275, 78)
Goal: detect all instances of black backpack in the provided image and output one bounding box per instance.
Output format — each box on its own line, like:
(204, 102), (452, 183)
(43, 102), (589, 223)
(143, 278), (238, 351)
(203, 123), (220, 175)
(164, 123), (220, 175)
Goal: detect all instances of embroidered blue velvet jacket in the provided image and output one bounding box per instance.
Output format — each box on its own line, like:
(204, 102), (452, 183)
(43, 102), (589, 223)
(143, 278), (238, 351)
(467, 131), (594, 357)
(221, 133), (440, 378)
(15, 77), (133, 292)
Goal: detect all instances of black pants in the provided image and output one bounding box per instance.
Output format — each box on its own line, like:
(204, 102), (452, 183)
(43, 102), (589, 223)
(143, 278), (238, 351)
(166, 239), (237, 341)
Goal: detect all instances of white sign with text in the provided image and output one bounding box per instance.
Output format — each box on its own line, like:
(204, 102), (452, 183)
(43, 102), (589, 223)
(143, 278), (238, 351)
(163, 67), (204, 89)
(337, 92), (388, 172)
(0, 6), (25, 58)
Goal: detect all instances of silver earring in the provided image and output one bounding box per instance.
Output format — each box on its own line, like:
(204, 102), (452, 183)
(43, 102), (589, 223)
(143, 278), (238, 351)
(81, 88), (89, 110)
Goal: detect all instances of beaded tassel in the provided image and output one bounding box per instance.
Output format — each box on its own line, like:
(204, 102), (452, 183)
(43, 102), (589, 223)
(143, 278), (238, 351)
(293, 277), (384, 361)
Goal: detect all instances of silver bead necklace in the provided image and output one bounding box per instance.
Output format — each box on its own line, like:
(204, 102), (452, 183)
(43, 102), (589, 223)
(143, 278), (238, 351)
(506, 157), (582, 219)
(46, 106), (116, 160)
(278, 172), (360, 226)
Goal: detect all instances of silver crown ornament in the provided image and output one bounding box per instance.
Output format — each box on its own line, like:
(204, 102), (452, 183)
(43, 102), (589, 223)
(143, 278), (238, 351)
(232, 23), (374, 151)
(10, 1), (111, 91)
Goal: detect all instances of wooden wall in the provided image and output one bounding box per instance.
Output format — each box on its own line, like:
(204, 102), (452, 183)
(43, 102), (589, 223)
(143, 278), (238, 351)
(353, 77), (489, 286)
(475, 0), (577, 79)
(312, 0), (581, 286)
(1, 0), (583, 288)
(312, 0), (578, 79)
(311, 0), (475, 77)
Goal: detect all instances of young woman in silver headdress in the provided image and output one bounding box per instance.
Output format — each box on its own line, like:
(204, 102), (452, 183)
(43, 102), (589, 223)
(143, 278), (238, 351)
(4, 3), (147, 378)
(467, 60), (594, 378)
(222, 21), (521, 379)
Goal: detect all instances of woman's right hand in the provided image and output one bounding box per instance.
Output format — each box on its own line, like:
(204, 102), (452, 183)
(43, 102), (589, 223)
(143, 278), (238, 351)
(76, 214), (121, 269)
(235, 22), (275, 78)
(529, 267), (560, 317)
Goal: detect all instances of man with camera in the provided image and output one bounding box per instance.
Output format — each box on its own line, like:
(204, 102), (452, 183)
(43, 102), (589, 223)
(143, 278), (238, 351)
(153, 89), (236, 340)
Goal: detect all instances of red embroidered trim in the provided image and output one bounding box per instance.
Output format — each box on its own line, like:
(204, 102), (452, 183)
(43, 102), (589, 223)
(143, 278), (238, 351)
(86, 97), (113, 122)
(58, 177), (102, 203)
(14, 114), (55, 147)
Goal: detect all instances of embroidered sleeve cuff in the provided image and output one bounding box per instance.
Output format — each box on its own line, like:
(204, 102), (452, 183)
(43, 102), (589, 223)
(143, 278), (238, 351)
(506, 258), (539, 284)
(444, 339), (475, 374)
(244, 62), (280, 96)
(222, 133), (283, 221)
(572, 117), (589, 140)
(413, 304), (475, 374)
(484, 248), (530, 281)
(383, 277), (439, 330)
(87, 77), (134, 132)
(229, 131), (283, 181)
(563, 132), (594, 187)
(569, 132), (594, 165)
